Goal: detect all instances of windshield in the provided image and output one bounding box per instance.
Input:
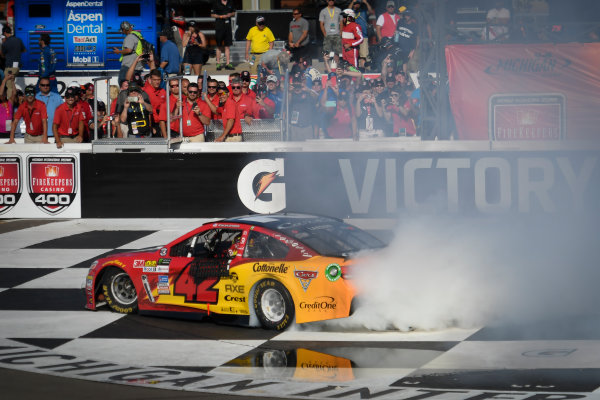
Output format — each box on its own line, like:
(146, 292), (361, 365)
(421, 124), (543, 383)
(275, 218), (385, 256)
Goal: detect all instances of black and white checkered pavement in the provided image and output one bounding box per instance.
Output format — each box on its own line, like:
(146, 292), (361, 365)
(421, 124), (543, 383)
(1, 219), (599, 399)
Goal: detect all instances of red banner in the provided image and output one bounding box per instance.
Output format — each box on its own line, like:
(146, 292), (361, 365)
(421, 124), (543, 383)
(446, 43), (600, 140)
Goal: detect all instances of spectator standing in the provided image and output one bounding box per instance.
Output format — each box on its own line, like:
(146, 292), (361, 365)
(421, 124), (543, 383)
(172, 82), (210, 142)
(355, 82), (385, 137)
(382, 85), (416, 136)
(240, 70), (256, 99)
(35, 76), (63, 138)
(37, 33), (57, 93)
(319, 0), (343, 62)
(230, 78), (254, 124)
(159, 29), (181, 76)
(341, 9), (363, 68)
(113, 21), (144, 85)
(0, 26), (25, 100)
(322, 87), (356, 139)
(251, 83), (275, 119)
(182, 23), (208, 75)
(394, 8), (419, 74)
(288, 9), (310, 63)
(203, 78), (221, 119)
(214, 87), (242, 142)
(245, 16), (275, 75)
(157, 77), (183, 137)
(120, 84), (152, 138)
(82, 82), (94, 107)
(376, 1), (400, 43)
(7, 85), (48, 144)
(288, 73), (316, 141)
(265, 74), (283, 117)
(88, 101), (111, 139)
(486, 0), (510, 41)
(143, 69), (167, 137)
(53, 87), (84, 148)
(350, 0), (374, 70)
(211, 0), (236, 71)
(0, 72), (15, 138)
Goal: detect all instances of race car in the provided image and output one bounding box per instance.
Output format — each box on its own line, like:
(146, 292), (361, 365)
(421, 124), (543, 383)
(84, 213), (385, 330)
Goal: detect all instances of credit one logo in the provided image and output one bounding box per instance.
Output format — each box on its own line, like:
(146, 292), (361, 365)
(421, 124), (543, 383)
(237, 158), (285, 213)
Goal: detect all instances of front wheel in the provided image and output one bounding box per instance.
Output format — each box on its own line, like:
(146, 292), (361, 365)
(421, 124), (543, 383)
(253, 279), (294, 331)
(102, 267), (138, 314)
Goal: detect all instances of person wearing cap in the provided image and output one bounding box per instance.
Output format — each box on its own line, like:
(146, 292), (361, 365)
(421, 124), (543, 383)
(7, 85), (48, 144)
(211, 0), (236, 71)
(350, 0), (374, 69)
(82, 83), (95, 107)
(35, 77), (63, 139)
(214, 86), (242, 142)
(288, 73), (316, 141)
(120, 84), (152, 138)
(229, 77), (254, 125)
(394, 7), (419, 74)
(1, 26), (26, 101)
(88, 101), (112, 139)
(250, 83), (275, 120)
(288, 8), (309, 63)
(52, 87), (84, 148)
(245, 16), (275, 75)
(159, 30), (181, 76)
(113, 21), (144, 85)
(376, 1), (400, 43)
(265, 75), (282, 117)
(319, 0), (343, 65)
(240, 70), (256, 99)
(341, 9), (363, 68)
(321, 85), (357, 140)
(170, 82), (210, 142)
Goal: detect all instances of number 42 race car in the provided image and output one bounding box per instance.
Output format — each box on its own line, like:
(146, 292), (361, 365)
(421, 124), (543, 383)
(84, 214), (385, 330)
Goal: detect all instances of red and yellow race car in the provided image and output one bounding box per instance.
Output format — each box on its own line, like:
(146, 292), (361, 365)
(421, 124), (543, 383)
(84, 213), (385, 330)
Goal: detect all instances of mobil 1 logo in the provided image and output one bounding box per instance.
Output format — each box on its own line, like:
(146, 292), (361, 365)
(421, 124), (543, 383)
(27, 155), (77, 215)
(0, 155), (22, 215)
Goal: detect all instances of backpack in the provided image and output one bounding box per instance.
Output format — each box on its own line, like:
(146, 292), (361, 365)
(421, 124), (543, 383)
(131, 31), (155, 57)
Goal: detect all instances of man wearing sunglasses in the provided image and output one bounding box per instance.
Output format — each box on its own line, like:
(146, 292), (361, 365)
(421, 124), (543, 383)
(245, 16), (275, 75)
(288, 8), (309, 63)
(376, 1), (400, 43)
(53, 87), (84, 148)
(35, 77), (63, 139)
(214, 88), (242, 142)
(172, 82), (210, 142)
(229, 78), (254, 125)
(7, 85), (48, 144)
(202, 78), (221, 119)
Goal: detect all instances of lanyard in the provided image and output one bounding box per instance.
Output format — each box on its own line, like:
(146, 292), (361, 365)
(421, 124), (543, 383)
(328, 6), (335, 19)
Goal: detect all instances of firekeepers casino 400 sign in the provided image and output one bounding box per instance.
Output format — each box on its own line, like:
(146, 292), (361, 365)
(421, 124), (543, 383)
(28, 155), (78, 215)
(0, 154), (81, 218)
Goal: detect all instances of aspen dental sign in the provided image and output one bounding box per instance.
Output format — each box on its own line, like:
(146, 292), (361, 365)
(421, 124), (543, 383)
(65, 0), (105, 67)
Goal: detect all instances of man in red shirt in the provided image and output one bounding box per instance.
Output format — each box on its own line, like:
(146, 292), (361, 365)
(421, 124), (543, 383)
(240, 71), (256, 100)
(144, 69), (167, 137)
(171, 83), (210, 142)
(203, 78), (221, 119)
(341, 9), (363, 68)
(53, 87), (84, 148)
(70, 85), (93, 141)
(157, 77), (184, 137)
(230, 78), (255, 125)
(251, 83), (275, 119)
(7, 85), (48, 144)
(215, 87), (242, 142)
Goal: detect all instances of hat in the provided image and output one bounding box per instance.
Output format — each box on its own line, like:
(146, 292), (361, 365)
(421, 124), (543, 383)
(24, 85), (36, 96)
(84, 83), (94, 90)
(266, 75), (278, 83)
(159, 28), (171, 37)
(97, 101), (106, 111)
(386, 1), (395, 7)
(120, 21), (133, 32)
(128, 82), (142, 93)
(64, 87), (77, 98)
(241, 71), (251, 81)
(342, 9), (355, 18)
(230, 77), (242, 85)
(292, 73), (303, 83)
(256, 16), (265, 24)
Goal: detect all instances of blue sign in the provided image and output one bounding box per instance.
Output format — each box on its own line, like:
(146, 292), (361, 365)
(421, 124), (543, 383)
(65, 0), (105, 67)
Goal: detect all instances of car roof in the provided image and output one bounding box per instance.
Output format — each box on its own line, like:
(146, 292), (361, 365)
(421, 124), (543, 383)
(218, 213), (342, 231)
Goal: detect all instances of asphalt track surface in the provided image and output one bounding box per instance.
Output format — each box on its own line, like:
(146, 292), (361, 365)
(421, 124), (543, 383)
(1, 219), (600, 400)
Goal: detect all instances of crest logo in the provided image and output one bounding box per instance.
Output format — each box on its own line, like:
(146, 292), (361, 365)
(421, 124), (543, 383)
(27, 156), (77, 215)
(294, 269), (318, 291)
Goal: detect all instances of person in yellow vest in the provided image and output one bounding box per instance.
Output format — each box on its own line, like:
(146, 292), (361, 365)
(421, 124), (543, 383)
(113, 21), (144, 85)
(244, 16), (275, 75)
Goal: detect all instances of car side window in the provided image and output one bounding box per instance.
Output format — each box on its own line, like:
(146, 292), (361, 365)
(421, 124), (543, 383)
(170, 229), (242, 258)
(244, 231), (289, 259)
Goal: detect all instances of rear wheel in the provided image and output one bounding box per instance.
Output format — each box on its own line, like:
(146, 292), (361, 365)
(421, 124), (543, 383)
(253, 279), (294, 331)
(102, 267), (138, 314)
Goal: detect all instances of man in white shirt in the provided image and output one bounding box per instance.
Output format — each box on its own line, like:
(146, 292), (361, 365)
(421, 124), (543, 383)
(486, 0), (510, 41)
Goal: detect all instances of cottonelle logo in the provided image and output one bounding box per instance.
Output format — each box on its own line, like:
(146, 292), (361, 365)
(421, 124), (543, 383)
(0, 156), (22, 215)
(237, 158), (285, 213)
(27, 156), (77, 215)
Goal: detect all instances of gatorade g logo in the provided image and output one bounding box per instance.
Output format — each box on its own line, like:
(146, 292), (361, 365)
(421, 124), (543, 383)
(237, 158), (285, 213)
(27, 155), (77, 215)
(0, 156), (22, 215)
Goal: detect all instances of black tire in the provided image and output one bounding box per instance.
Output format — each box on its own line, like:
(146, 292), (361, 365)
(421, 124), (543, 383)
(102, 267), (138, 314)
(253, 279), (294, 331)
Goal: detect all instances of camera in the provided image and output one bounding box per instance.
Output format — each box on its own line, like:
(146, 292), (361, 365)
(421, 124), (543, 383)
(141, 53), (150, 60)
(127, 96), (138, 103)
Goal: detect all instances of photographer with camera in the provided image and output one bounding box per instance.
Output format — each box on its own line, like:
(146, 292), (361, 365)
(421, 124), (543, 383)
(288, 73), (315, 141)
(381, 84), (416, 137)
(355, 83), (385, 138)
(119, 84), (153, 138)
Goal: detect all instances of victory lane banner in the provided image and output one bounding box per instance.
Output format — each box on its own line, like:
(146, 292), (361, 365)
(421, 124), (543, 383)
(0, 154), (81, 218)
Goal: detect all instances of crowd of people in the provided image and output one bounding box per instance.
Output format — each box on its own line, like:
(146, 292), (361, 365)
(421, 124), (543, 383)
(0, 0), (590, 143)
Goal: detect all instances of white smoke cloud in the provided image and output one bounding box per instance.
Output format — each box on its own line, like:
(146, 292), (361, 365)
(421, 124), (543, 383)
(303, 212), (600, 334)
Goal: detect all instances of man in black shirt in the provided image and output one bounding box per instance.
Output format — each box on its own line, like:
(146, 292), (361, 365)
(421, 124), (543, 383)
(0, 26), (26, 100)
(211, 0), (236, 71)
